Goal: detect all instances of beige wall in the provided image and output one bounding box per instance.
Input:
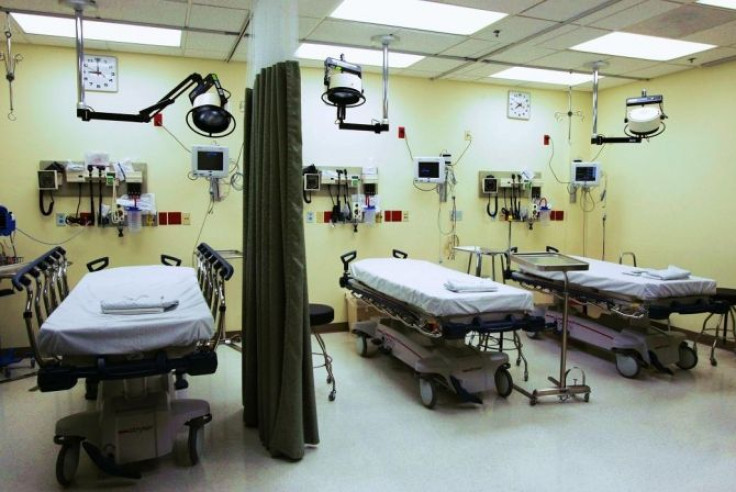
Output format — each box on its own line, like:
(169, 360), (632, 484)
(2, 43), (733, 347)
(0, 44), (245, 347)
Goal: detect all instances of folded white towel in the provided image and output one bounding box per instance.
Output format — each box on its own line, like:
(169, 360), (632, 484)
(622, 265), (690, 281)
(101, 296), (179, 315)
(444, 278), (499, 293)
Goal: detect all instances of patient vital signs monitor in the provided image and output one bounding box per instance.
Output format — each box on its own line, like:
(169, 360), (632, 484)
(414, 156), (446, 183)
(192, 145), (229, 179)
(571, 161), (601, 187)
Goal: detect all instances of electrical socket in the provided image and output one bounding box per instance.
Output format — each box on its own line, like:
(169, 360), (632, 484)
(464, 130), (472, 142)
(56, 213), (67, 226)
(450, 210), (463, 221)
(305, 211), (315, 223)
(182, 213), (191, 225)
(402, 211), (409, 222)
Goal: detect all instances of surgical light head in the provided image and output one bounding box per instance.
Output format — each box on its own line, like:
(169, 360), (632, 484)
(624, 90), (666, 138)
(322, 55), (366, 122)
(186, 73), (236, 138)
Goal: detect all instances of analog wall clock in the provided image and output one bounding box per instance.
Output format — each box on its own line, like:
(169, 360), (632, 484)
(507, 90), (531, 120)
(82, 54), (118, 92)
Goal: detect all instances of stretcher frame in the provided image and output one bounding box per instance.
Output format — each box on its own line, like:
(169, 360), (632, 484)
(11, 243), (233, 485)
(340, 250), (544, 409)
(504, 246), (723, 379)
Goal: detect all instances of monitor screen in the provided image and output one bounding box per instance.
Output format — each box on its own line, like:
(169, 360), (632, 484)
(414, 157), (445, 183)
(192, 145), (228, 179)
(571, 161), (600, 187)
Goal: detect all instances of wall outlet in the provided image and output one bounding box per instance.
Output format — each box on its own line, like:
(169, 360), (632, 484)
(56, 213), (67, 226)
(450, 210), (463, 221)
(402, 211), (409, 222)
(305, 211), (315, 223)
(464, 130), (472, 142)
(182, 213), (191, 225)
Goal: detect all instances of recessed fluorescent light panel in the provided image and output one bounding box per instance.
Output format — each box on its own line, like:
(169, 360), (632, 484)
(697, 0), (736, 10)
(330, 0), (507, 35)
(11, 13), (181, 47)
(295, 43), (424, 68)
(490, 67), (595, 86)
(571, 32), (714, 61)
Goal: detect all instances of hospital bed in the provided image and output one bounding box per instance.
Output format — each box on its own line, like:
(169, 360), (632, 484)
(339, 250), (544, 409)
(505, 246), (721, 378)
(11, 243), (233, 486)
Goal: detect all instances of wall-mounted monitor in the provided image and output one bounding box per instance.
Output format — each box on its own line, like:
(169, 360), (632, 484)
(414, 157), (446, 183)
(571, 161), (601, 187)
(192, 145), (229, 179)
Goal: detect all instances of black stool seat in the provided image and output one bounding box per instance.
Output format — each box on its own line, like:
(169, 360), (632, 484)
(309, 303), (336, 402)
(714, 288), (736, 305)
(310, 304), (334, 326)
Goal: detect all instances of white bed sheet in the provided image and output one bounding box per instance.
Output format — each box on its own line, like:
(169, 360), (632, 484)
(39, 266), (214, 356)
(518, 256), (716, 300)
(350, 258), (534, 317)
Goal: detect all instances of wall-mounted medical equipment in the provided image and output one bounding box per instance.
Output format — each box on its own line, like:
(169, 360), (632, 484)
(414, 157), (446, 184)
(0, 205), (15, 236)
(322, 35), (395, 134)
(61, 0), (235, 137)
(37, 170), (61, 191)
(480, 176), (499, 195)
(587, 61), (667, 145)
(191, 145), (229, 179)
(0, 12), (22, 121)
(571, 161), (601, 188)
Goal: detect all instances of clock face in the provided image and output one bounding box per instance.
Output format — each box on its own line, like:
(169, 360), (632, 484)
(82, 55), (118, 92)
(507, 90), (531, 120)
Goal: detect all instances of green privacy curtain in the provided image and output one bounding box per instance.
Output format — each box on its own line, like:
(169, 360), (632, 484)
(242, 60), (319, 459)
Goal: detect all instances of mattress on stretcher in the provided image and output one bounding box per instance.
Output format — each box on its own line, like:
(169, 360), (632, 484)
(518, 256), (716, 301)
(39, 266), (214, 356)
(350, 258), (534, 317)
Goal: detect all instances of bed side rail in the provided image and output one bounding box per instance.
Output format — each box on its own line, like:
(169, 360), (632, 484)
(195, 243), (234, 348)
(11, 247), (69, 367)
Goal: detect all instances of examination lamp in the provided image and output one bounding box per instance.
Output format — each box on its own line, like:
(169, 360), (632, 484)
(64, 0), (235, 137)
(77, 72), (237, 138)
(321, 34), (395, 134)
(588, 61), (667, 145)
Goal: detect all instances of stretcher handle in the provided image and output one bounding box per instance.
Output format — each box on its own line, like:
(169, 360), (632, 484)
(546, 245), (559, 253)
(11, 247), (59, 290)
(340, 250), (357, 271)
(392, 249), (408, 259)
(86, 257), (110, 272)
(160, 254), (182, 267)
(198, 243), (234, 280)
(502, 247), (518, 280)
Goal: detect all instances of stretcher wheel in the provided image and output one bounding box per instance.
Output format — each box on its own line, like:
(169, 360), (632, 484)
(615, 354), (641, 379)
(56, 439), (81, 487)
(188, 424), (204, 466)
(418, 377), (438, 409)
(676, 344), (698, 370)
(355, 335), (369, 357)
(494, 367), (513, 398)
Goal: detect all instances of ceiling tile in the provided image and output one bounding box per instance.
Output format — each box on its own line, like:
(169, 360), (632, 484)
(490, 45), (558, 64)
(297, 0), (343, 19)
(585, 0), (682, 30)
(625, 4), (736, 38)
(573, 0), (645, 26)
(305, 19), (402, 48)
(598, 56), (659, 74)
(189, 4), (248, 32)
(472, 16), (557, 44)
(393, 29), (466, 54)
(531, 50), (609, 70)
(440, 39), (502, 58)
(408, 57), (467, 72)
(685, 19), (736, 46)
(97, 1), (188, 26)
(621, 62), (692, 78)
(454, 63), (506, 77)
(184, 32), (235, 52)
(298, 16), (323, 38)
(668, 46), (736, 66)
(523, 0), (618, 22)
(191, 0), (253, 8)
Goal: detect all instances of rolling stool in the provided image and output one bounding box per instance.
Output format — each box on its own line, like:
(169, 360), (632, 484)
(310, 304), (336, 401)
(697, 288), (736, 366)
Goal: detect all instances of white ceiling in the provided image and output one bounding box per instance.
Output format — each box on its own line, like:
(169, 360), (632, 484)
(2, 0), (736, 90)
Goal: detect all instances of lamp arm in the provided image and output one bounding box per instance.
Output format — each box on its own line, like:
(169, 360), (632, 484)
(188, 73), (228, 106)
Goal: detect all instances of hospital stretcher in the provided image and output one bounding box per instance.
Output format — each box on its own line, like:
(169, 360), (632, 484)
(11, 243), (233, 486)
(505, 246), (721, 378)
(339, 250), (544, 409)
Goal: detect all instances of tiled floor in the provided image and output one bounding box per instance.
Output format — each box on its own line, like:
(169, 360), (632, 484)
(1, 332), (736, 491)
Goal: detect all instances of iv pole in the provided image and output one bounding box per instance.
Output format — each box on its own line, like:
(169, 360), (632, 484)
(0, 12), (22, 120)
